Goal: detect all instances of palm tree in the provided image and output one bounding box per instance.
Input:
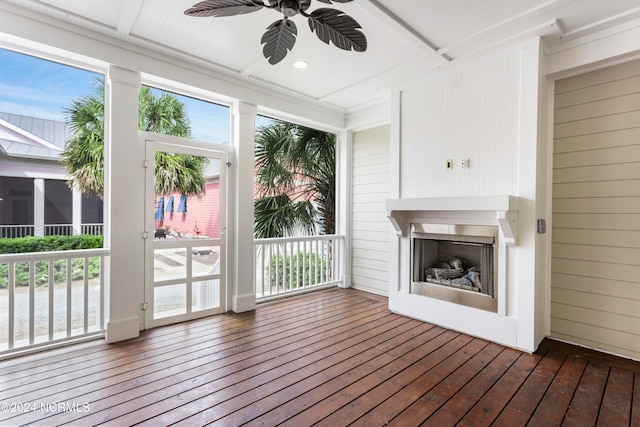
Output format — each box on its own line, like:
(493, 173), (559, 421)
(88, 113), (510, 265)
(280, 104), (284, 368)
(61, 79), (105, 196)
(254, 121), (335, 238)
(62, 79), (207, 198)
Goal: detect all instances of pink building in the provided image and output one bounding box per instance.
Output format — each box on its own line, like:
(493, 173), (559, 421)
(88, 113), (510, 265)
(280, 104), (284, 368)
(155, 177), (221, 239)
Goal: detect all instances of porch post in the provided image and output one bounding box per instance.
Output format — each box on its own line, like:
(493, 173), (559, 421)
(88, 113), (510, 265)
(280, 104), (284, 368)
(103, 65), (142, 343)
(388, 90), (402, 313)
(33, 178), (44, 237)
(72, 186), (82, 235)
(336, 129), (352, 288)
(230, 101), (257, 313)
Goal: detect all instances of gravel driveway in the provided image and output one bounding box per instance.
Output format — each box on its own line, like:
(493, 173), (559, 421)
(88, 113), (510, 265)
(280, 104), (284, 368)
(0, 280), (101, 348)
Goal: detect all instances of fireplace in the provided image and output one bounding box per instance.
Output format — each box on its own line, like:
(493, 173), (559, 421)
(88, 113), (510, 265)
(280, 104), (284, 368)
(411, 223), (498, 312)
(383, 196), (548, 352)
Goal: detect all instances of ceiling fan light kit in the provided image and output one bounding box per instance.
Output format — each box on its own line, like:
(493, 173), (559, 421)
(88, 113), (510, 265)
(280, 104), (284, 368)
(185, 0), (367, 64)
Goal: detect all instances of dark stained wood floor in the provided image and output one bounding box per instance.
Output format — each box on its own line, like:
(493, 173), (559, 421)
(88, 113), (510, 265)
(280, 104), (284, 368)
(0, 288), (639, 426)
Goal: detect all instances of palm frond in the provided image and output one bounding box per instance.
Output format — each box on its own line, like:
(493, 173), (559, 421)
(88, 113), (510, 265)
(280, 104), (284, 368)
(254, 121), (336, 237)
(63, 80), (204, 199)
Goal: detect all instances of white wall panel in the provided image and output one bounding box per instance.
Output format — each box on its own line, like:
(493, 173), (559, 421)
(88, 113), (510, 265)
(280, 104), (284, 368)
(390, 40), (548, 352)
(350, 125), (390, 296)
(400, 51), (521, 198)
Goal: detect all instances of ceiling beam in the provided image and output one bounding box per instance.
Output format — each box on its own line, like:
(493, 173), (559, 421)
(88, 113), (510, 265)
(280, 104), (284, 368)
(116, 0), (144, 36)
(363, 0), (450, 66)
(436, 0), (564, 57)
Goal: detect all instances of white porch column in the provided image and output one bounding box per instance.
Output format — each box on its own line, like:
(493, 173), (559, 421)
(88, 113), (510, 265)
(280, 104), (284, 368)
(230, 101), (257, 313)
(104, 65), (142, 343)
(336, 129), (352, 288)
(388, 90), (402, 313)
(72, 187), (82, 235)
(33, 178), (44, 237)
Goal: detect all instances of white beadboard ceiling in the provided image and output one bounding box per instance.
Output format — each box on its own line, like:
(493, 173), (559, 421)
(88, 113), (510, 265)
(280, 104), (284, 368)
(4, 0), (640, 114)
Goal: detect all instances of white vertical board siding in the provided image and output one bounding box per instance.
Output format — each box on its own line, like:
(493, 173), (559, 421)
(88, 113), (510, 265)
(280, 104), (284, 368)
(552, 59), (640, 360)
(351, 125), (390, 296)
(392, 41), (547, 352)
(400, 52), (521, 197)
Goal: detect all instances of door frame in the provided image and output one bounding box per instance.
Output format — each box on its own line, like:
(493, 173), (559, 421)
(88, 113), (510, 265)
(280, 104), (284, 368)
(142, 135), (230, 329)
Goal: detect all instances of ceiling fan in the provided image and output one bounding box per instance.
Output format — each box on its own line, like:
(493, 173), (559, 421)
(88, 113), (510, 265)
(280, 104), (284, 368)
(184, 0), (367, 65)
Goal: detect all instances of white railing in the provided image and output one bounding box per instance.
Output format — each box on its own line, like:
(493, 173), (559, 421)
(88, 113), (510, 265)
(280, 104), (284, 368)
(82, 223), (104, 235)
(0, 225), (34, 239)
(0, 223), (104, 238)
(254, 235), (345, 301)
(44, 224), (73, 236)
(0, 248), (109, 359)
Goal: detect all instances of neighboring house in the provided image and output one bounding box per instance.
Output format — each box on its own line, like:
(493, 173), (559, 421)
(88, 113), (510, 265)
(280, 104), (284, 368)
(155, 161), (221, 239)
(0, 112), (103, 238)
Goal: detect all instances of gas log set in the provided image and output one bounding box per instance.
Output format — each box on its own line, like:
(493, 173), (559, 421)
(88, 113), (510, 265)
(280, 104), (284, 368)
(424, 257), (483, 293)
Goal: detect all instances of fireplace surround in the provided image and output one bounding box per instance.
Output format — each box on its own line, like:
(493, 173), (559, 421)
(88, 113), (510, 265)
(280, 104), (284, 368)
(385, 195), (525, 349)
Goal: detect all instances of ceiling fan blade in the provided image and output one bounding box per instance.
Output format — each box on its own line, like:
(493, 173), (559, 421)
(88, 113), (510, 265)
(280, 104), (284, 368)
(307, 8), (367, 52)
(184, 0), (265, 17)
(261, 19), (298, 65)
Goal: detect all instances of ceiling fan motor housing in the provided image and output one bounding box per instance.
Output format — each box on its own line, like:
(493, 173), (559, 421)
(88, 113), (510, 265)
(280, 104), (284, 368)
(279, 0), (300, 17)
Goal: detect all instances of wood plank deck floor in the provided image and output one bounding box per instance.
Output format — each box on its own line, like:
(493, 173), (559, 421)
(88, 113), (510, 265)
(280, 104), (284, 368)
(0, 288), (639, 426)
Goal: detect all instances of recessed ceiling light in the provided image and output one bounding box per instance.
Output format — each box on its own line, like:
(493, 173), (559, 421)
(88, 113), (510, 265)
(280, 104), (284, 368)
(293, 60), (308, 69)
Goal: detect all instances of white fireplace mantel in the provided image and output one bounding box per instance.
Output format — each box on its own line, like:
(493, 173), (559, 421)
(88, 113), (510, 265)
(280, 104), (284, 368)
(386, 195), (518, 246)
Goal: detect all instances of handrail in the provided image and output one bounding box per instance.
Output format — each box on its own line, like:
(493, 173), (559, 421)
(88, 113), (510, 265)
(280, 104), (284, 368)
(0, 248), (109, 262)
(255, 234), (343, 244)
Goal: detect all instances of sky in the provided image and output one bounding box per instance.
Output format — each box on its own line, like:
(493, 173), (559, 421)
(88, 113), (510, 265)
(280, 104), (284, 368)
(0, 47), (252, 143)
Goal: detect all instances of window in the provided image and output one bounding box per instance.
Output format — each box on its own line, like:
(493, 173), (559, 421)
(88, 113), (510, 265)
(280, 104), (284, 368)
(254, 116), (336, 238)
(141, 85), (230, 144)
(0, 47), (104, 239)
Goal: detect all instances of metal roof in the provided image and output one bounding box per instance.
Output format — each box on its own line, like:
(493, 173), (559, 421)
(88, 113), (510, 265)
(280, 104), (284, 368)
(0, 112), (69, 161)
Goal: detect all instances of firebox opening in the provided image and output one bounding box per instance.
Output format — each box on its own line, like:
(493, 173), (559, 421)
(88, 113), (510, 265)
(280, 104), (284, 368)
(411, 224), (499, 312)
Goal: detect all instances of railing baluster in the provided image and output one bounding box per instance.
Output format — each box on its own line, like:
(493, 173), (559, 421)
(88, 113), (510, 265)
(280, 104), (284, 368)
(281, 243), (286, 294)
(48, 259), (54, 340)
(66, 258), (72, 337)
(29, 260), (35, 344)
(326, 239), (330, 281)
(84, 257), (89, 333)
(314, 240), (319, 285)
(323, 240), (327, 284)
(288, 242), (293, 291)
(331, 238), (336, 281)
(275, 244), (280, 295)
(99, 255), (105, 330)
(269, 244), (273, 296)
(320, 240), (324, 285)
(328, 238), (332, 282)
(296, 240), (300, 290)
(255, 245), (258, 297)
(263, 245), (266, 297)
(8, 261), (15, 349)
(303, 240), (307, 289)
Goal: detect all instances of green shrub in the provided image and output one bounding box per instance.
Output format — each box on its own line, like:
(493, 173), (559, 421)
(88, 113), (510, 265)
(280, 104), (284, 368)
(0, 234), (102, 254)
(0, 235), (103, 289)
(268, 251), (328, 290)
